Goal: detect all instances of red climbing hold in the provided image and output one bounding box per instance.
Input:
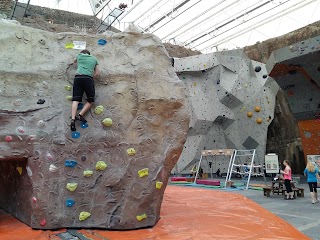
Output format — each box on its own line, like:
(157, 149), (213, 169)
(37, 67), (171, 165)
(5, 135), (12, 142)
(40, 219), (46, 226)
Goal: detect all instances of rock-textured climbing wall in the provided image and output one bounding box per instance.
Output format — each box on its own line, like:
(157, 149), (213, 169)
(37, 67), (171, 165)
(267, 35), (320, 162)
(173, 50), (279, 174)
(0, 20), (189, 229)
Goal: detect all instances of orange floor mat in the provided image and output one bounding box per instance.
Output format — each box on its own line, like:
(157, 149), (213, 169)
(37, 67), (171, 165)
(0, 186), (310, 240)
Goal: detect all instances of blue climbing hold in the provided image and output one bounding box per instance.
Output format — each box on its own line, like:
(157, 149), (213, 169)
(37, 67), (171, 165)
(65, 159), (78, 168)
(72, 131), (80, 139)
(66, 198), (75, 207)
(98, 39), (107, 45)
(77, 103), (84, 110)
(81, 122), (88, 129)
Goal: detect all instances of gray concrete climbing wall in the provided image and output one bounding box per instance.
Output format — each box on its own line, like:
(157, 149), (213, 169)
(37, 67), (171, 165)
(0, 20), (189, 229)
(173, 50), (279, 174)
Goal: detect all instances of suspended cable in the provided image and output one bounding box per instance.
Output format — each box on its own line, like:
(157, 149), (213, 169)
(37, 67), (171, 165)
(186, 0), (273, 47)
(200, 0), (316, 51)
(132, 0), (166, 23)
(151, 0), (203, 33)
(161, 0), (227, 40)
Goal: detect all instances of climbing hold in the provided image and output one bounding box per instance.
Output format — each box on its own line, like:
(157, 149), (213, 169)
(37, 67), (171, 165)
(72, 131), (81, 139)
(102, 118), (112, 127)
(193, 82), (197, 86)
(16, 167), (22, 175)
(65, 42), (74, 49)
(64, 85), (72, 91)
(77, 102), (84, 110)
(138, 168), (149, 178)
(79, 212), (91, 221)
(37, 120), (45, 128)
(95, 161), (107, 171)
(16, 126), (26, 134)
(14, 99), (22, 106)
(81, 156), (86, 161)
(156, 181), (163, 189)
(65, 160), (78, 168)
(66, 96), (72, 101)
(28, 135), (36, 141)
(46, 152), (53, 161)
(136, 213), (147, 221)
(256, 118), (263, 124)
(127, 148), (136, 156)
(247, 112), (253, 118)
(98, 39), (107, 45)
(66, 183), (78, 192)
(254, 66), (261, 72)
(66, 198), (75, 207)
(254, 106), (261, 112)
(49, 164), (58, 173)
(263, 74), (268, 78)
(80, 122), (88, 129)
(83, 170), (93, 177)
(5, 135), (12, 142)
(40, 219), (46, 226)
(37, 99), (45, 104)
(94, 105), (104, 115)
(32, 197), (37, 203)
(26, 166), (32, 176)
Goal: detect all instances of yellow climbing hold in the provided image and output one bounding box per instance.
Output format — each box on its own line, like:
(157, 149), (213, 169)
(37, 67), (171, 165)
(136, 213), (147, 221)
(65, 42), (74, 49)
(66, 183), (78, 192)
(255, 106), (261, 112)
(16, 167), (22, 175)
(138, 168), (149, 178)
(94, 105), (104, 115)
(64, 85), (72, 91)
(102, 118), (112, 127)
(79, 211), (91, 221)
(247, 112), (253, 118)
(83, 170), (93, 177)
(127, 148), (136, 156)
(193, 82), (197, 87)
(66, 96), (72, 101)
(256, 118), (263, 124)
(156, 181), (163, 189)
(95, 161), (107, 171)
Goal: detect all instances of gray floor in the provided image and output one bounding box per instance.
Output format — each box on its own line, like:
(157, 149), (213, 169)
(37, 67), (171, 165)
(224, 178), (319, 240)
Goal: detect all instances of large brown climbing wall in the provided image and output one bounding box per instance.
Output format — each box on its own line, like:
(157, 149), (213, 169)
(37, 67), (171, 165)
(298, 120), (320, 162)
(0, 20), (189, 229)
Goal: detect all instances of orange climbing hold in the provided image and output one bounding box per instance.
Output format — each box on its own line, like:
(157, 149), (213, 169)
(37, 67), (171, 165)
(254, 106), (261, 112)
(247, 111), (253, 117)
(256, 118), (263, 124)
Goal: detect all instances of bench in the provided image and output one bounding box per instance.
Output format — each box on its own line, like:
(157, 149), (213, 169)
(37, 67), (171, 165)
(263, 186), (272, 197)
(282, 188), (305, 199)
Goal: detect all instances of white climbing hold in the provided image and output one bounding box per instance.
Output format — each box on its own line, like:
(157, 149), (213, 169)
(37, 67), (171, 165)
(49, 164), (58, 173)
(37, 120), (45, 128)
(26, 166), (32, 177)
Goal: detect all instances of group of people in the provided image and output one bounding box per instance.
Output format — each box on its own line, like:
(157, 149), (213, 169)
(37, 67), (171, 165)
(281, 160), (319, 203)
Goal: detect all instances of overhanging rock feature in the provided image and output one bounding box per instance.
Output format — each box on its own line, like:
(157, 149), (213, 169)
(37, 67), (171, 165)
(0, 21), (189, 229)
(173, 50), (279, 174)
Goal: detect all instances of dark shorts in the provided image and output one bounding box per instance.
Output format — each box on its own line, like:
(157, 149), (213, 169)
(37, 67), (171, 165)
(72, 75), (95, 103)
(308, 182), (317, 192)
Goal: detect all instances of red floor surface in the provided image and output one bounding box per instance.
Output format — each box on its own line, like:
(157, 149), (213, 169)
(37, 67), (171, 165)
(0, 186), (310, 240)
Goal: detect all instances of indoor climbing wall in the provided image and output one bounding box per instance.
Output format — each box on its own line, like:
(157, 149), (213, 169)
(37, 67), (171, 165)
(0, 20), (189, 229)
(173, 49), (279, 174)
(267, 35), (320, 162)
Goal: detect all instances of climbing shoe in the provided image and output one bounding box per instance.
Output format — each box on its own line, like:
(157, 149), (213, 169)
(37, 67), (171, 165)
(77, 114), (87, 123)
(70, 120), (76, 132)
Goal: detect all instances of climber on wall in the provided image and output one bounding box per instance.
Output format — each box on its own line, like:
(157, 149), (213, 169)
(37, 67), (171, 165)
(69, 49), (100, 131)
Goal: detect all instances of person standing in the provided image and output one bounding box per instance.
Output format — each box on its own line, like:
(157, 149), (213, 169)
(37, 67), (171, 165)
(304, 161), (319, 204)
(69, 49), (99, 131)
(280, 160), (294, 200)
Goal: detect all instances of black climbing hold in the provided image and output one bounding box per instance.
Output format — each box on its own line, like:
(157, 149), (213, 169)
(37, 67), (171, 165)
(263, 74), (268, 78)
(171, 57), (174, 67)
(217, 80), (220, 84)
(255, 66), (261, 72)
(201, 70), (206, 73)
(81, 156), (86, 161)
(37, 99), (45, 104)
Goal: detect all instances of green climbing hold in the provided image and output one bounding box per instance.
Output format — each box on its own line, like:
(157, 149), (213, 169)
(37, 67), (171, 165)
(83, 170), (93, 177)
(64, 85), (72, 91)
(136, 213), (147, 221)
(127, 148), (136, 156)
(66, 183), (78, 192)
(65, 42), (74, 49)
(94, 105), (104, 115)
(102, 118), (112, 127)
(156, 181), (163, 189)
(79, 211), (91, 221)
(138, 168), (149, 178)
(66, 96), (72, 101)
(95, 161), (107, 171)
